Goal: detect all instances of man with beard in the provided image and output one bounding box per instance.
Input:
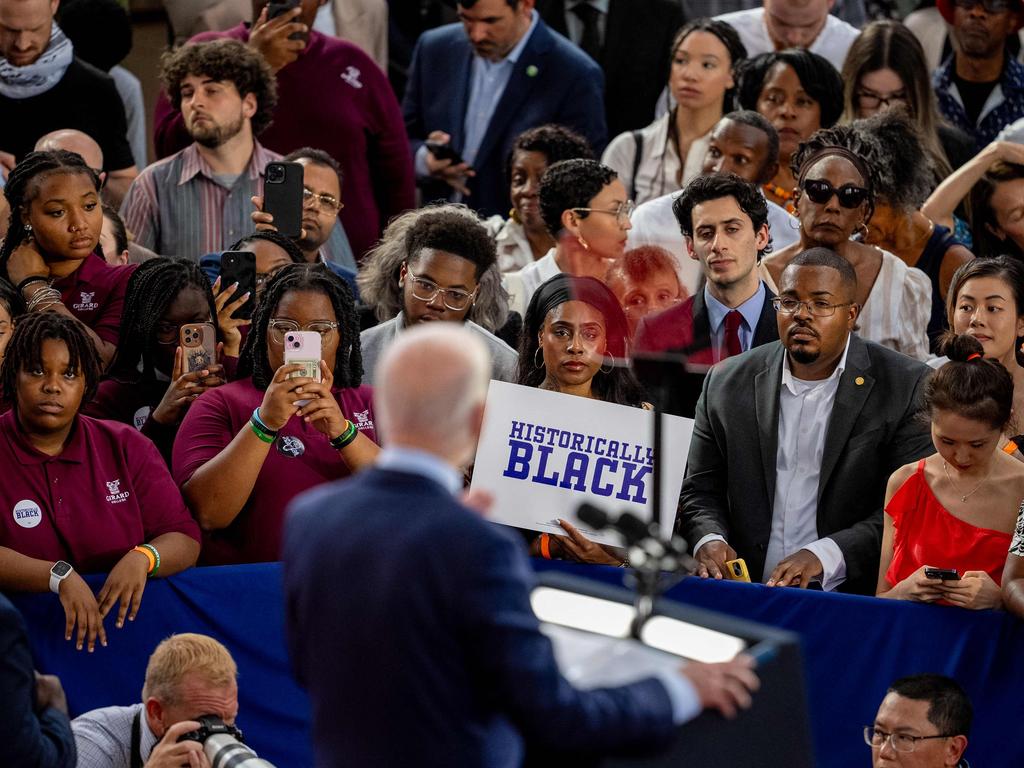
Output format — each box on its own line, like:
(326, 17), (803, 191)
(933, 0), (1024, 152)
(120, 39), (279, 260)
(678, 248), (932, 595)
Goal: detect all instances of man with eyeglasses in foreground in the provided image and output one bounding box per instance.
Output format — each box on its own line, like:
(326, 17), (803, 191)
(359, 207), (518, 385)
(678, 247), (933, 594)
(933, 0), (1024, 153)
(866, 675), (972, 768)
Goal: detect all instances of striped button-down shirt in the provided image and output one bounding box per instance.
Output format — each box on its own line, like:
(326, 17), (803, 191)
(119, 140), (280, 260)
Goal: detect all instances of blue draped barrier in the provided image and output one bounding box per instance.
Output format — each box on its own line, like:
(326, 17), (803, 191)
(9, 562), (1024, 768)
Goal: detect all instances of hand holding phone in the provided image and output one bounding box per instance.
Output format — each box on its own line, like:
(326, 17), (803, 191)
(263, 161), (304, 238)
(219, 251), (256, 320)
(422, 130), (475, 196)
(180, 323), (217, 373)
(924, 567), (960, 581)
(425, 140), (465, 166)
(283, 331), (322, 408)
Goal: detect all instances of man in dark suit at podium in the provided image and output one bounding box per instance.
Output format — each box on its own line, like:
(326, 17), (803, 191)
(283, 324), (759, 768)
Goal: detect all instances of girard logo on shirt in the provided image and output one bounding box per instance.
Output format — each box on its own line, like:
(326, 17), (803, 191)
(341, 66), (363, 89)
(105, 478), (130, 504)
(73, 291), (99, 311)
(353, 409), (374, 431)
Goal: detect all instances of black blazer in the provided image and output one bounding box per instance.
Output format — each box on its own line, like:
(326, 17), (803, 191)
(678, 335), (933, 595)
(0, 595), (76, 767)
(537, 0), (685, 137)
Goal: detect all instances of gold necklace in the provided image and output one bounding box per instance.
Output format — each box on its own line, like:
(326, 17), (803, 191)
(942, 461), (992, 503)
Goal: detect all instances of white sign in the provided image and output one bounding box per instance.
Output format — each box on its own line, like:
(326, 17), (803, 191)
(471, 381), (694, 546)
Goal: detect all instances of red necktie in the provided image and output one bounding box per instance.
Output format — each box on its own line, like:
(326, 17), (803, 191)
(724, 310), (743, 358)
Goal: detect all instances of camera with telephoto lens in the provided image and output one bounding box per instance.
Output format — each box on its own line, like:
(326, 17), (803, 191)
(176, 715), (276, 767)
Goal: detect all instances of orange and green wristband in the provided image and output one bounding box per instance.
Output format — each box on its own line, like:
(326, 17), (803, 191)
(133, 543), (161, 577)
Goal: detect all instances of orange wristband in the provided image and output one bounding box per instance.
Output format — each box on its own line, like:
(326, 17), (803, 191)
(539, 533), (552, 560)
(133, 545), (156, 574)
(1004, 441), (1019, 455)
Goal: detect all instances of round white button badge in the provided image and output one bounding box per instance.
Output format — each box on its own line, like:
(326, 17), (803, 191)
(13, 499), (42, 529)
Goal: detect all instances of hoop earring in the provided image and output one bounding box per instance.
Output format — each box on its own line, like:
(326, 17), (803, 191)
(534, 348), (545, 369)
(856, 223), (869, 239)
(600, 354), (615, 374)
(577, 235), (590, 250)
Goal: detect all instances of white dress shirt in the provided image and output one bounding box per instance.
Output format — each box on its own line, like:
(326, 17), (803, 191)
(693, 337), (851, 591)
(503, 247), (561, 317)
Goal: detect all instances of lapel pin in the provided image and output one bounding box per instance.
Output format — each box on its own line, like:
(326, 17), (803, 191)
(855, 376), (865, 386)
(526, 65), (539, 77)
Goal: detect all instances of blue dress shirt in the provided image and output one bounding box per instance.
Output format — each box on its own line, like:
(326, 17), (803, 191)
(704, 281), (767, 357)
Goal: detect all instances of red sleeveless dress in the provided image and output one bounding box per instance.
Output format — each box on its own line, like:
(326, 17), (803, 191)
(885, 460), (1013, 587)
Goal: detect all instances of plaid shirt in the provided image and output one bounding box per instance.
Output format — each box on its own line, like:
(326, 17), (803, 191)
(119, 140), (280, 260)
(934, 55), (1024, 153)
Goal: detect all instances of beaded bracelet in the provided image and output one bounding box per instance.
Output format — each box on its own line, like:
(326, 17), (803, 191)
(136, 543), (161, 577)
(329, 420), (358, 450)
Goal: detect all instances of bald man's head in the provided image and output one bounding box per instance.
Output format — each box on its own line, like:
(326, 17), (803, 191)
(34, 129), (104, 172)
(375, 324), (491, 466)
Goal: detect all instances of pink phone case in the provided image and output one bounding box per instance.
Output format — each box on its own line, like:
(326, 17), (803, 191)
(283, 331), (322, 382)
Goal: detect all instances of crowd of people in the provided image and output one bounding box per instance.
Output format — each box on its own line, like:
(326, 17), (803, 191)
(3, 0), (1024, 765)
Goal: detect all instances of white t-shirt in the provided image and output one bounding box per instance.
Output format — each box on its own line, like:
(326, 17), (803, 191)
(714, 8), (860, 72)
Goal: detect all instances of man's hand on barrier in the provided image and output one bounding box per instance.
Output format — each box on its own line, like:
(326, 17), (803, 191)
(694, 540), (736, 579)
(147, 720), (210, 768)
(681, 654), (760, 719)
(766, 549), (822, 588)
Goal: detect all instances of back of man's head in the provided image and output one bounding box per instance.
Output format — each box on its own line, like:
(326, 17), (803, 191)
(34, 129), (104, 172)
(375, 324), (491, 466)
(142, 633), (237, 703)
(886, 675), (973, 739)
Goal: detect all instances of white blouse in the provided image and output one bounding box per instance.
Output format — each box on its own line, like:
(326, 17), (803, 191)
(759, 248), (932, 361)
(601, 112), (710, 206)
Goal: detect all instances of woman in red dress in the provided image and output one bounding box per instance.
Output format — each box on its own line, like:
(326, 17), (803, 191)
(877, 333), (1024, 609)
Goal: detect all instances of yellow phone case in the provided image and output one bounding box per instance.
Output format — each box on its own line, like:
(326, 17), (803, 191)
(725, 558), (751, 582)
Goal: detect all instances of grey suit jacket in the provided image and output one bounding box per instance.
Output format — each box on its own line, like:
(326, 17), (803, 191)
(360, 313), (519, 386)
(678, 335), (933, 595)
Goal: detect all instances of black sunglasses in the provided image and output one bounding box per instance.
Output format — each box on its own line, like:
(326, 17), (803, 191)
(802, 179), (869, 209)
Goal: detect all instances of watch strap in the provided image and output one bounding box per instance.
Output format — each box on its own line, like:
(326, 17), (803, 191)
(49, 561), (72, 594)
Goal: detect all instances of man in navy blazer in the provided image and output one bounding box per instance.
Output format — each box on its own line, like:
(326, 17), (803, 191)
(283, 324), (758, 768)
(402, 0), (608, 218)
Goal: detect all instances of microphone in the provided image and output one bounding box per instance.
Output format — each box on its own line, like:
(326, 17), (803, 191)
(576, 503), (696, 574)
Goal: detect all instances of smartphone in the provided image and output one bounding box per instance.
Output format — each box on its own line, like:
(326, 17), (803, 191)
(180, 322), (217, 373)
(425, 140), (465, 166)
(267, 0), (303, 40)
(725, 558), (751, 582)
(925, 567), (960, 580)
(283, 330), (321, 406)
(263, 161), (304, 238)
(219, 251), (256, 320)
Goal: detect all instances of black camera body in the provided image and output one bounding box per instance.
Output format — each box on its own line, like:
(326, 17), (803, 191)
(176, 715), (244, 745)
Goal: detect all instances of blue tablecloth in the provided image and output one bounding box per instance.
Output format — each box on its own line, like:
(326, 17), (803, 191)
(9, 562), (1024, 768)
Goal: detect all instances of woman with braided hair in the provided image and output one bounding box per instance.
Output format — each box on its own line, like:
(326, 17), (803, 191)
(0, 150), (136, 368)
(173, 263), (379, 565)
(758, 125), (932, 360)
(0, 313), (199, 653)
(83, 257), (249, 464)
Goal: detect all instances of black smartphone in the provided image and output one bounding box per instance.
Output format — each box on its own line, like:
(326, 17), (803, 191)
(263, 161), (304, 239)
(425, 140), (465, 166)
(220, 251), (256, 320)
(267, 0), (303, 40)
(924, 567), (960, 580)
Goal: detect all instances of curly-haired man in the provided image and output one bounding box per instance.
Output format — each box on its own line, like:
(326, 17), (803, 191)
(120, 39), (281, 260)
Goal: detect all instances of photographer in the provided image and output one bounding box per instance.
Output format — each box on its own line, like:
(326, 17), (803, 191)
(72, 633), (247, 767)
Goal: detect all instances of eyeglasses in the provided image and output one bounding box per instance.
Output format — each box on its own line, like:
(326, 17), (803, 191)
(863, 727), (953, 753)
(802, 179), (870, 209)
(855, 89), (908, 110)
(571, 200), (636, 227)
(772, 297), (854, 317)
(953, 0), (1015, 13)
(155, 322), (183, 345)
(405, 266), (478, 311)
(255, 266), (289, 289)
(302, 187), (344, 213)
(268, 318), (339, 344)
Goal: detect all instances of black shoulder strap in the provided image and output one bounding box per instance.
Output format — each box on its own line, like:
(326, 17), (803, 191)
(130, 709), (143, 768)
(630, 129), (644, 202)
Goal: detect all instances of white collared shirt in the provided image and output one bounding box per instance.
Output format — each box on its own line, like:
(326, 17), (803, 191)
(763, 337), (852, 590)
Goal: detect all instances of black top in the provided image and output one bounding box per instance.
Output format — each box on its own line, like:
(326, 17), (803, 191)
(938, 122), (976, 172)
(952, 71), (999, 129)
(0, 58), (134, 171)
(918, 222), (962, 350)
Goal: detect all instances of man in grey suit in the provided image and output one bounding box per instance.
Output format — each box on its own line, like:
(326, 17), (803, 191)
(679, 247), (933, 595)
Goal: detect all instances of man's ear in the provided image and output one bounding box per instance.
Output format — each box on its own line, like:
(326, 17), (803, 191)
(241, 92), (258, 121)
(758, 160), (780, 185)
(684, 236), (699, 262)
(144, 698), (166, 739)
(754, 223), (770, 252)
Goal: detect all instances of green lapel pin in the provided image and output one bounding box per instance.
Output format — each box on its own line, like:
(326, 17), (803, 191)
(526, 65), (539, 77)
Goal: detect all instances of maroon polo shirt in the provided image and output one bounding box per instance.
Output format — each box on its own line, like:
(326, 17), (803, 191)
(172, 377), (377, 565)
(0, 411), (200, 574)
(52, 253), (137, 345)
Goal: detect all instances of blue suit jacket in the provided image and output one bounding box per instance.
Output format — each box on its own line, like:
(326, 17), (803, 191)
(403, 18), (608, 217)
(0, 594), (76, 768)
(283, 467), (675, 768)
